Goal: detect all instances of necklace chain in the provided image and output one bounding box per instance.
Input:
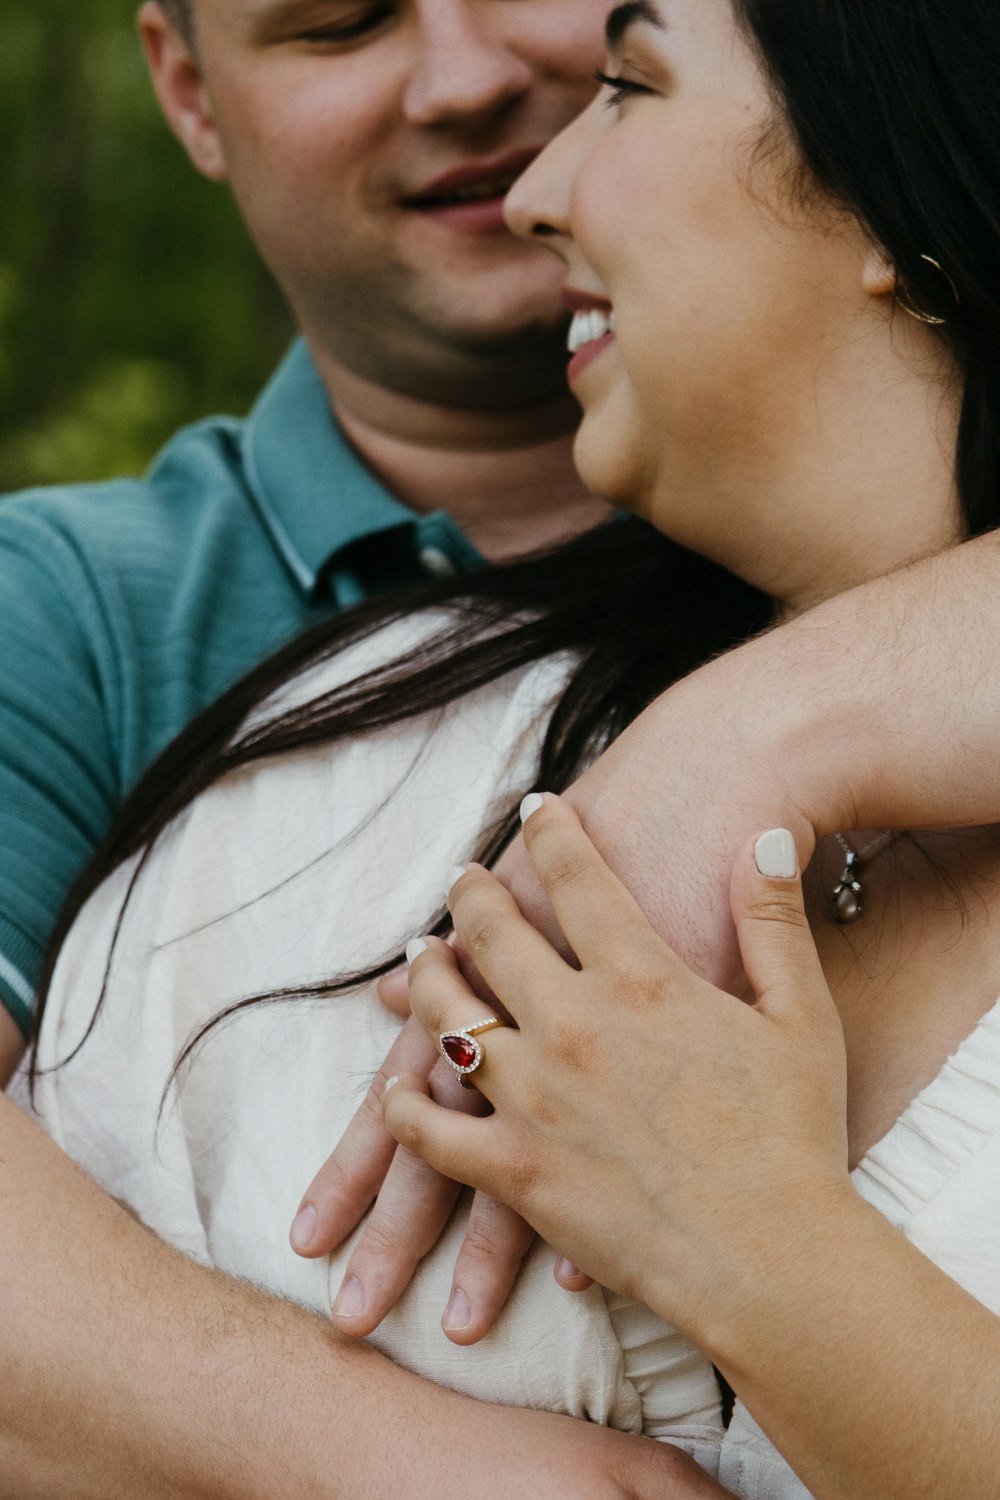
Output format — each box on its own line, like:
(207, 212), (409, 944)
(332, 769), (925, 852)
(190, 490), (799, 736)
(833, 830), (896, 865)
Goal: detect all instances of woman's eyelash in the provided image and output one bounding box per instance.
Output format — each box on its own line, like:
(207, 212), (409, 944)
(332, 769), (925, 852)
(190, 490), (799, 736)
(594, 68), (654, 107)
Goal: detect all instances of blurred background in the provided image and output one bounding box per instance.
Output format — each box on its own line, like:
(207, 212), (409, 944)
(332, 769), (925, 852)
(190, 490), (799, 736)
(0, 0), (292, 494)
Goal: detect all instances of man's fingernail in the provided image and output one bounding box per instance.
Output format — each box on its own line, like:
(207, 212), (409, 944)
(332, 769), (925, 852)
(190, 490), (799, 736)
(556, 1255), (581, 1280)
(443, 1287), (472, 1333)
(520, 792), (546, 824)
(754, 828), (797, 879)
(384, 1075), (400, 1093)
(333, 1276), (366, 1320)
(445, 865), (467, 898)
(290, 1203), (317, 1253)
(405, 938), (428, 965)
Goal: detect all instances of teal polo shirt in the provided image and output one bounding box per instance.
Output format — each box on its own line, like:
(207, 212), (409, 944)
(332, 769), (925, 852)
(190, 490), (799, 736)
(0, 340), (483, 1036)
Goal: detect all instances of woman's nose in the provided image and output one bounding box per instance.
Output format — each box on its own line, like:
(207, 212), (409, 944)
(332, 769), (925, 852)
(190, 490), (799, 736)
(505, 96), (606, 244)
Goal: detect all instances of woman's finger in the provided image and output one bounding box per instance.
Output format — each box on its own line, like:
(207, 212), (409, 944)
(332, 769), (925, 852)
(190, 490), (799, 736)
(518, 794), (682, 975)
(290, 1013), (439, 1257)
(732, 828), (834, 1021)
(376, 963), (413, 1018)
(407, 937), (520, 1099)
(444, 864), (571, 1020)
(440, 1193), (536, 1345)
(384, 1077), (505, 1201)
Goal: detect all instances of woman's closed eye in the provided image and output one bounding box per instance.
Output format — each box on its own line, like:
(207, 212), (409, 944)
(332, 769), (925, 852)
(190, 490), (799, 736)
(594, 68), (657, 108)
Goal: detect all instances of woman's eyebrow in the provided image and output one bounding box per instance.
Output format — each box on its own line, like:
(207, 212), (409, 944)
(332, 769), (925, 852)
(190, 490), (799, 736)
(604, 0), (666, 51)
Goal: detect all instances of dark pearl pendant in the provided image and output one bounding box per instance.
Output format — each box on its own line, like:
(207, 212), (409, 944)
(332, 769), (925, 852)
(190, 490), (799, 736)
(833, 883), (862, 922)
(831, 849), (863, 924)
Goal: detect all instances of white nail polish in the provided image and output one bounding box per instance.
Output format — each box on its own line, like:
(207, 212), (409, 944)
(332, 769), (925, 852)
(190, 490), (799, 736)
(754, 828), (797, 879)
(520, 792), (545, 824)
(445, 864), (467, 898)
(406, 938), (428, 965)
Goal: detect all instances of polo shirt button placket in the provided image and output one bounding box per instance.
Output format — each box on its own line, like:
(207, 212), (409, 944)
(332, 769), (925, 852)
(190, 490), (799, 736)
(418, 545), (457, 578)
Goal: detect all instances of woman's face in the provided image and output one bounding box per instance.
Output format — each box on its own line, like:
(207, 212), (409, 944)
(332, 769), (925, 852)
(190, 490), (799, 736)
(506, 0), (958, 604)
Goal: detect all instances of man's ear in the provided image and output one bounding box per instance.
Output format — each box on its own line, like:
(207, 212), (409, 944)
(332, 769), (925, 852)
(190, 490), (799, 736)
(138, 1), (229, 182)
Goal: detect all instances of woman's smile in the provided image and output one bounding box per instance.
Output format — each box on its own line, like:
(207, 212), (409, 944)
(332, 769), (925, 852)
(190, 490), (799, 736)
(566, 303), (617, 382)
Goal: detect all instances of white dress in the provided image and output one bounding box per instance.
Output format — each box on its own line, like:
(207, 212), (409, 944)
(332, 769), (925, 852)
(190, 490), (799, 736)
(21, 614), (1000, 1495)
(717, 998), (1000, 1495)
(23, 616), (725, 1470)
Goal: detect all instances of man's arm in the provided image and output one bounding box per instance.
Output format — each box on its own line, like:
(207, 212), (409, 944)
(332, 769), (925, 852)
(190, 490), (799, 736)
(0, 1048), (724, 1500)
(531, 528), (1000, 987)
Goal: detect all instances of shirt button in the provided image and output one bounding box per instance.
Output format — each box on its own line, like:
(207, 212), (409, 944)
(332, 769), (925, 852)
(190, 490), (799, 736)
(418, 545), (457, 578)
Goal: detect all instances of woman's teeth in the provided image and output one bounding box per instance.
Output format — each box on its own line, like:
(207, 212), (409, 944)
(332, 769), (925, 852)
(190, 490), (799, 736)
(567, 309), (616, 353)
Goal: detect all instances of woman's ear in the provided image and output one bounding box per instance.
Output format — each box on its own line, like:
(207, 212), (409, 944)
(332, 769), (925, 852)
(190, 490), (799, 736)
(138, 2), (229, 183)
(861, 245), (897, 300)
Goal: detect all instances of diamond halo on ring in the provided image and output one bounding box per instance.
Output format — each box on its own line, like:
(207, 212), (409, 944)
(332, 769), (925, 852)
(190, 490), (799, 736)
(439, 1017), (506, 1087)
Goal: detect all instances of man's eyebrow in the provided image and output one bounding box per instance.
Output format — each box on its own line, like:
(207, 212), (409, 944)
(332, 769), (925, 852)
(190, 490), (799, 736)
(247, 0), (351, 33)
(605, 0), (666, 50)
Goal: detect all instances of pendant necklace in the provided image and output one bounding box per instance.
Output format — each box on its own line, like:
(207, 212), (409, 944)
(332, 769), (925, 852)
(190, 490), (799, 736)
(830, 831), (897, 924)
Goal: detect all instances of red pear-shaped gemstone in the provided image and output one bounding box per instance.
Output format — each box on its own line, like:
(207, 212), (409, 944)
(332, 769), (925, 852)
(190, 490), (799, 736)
(441, 1032), (478, 1070)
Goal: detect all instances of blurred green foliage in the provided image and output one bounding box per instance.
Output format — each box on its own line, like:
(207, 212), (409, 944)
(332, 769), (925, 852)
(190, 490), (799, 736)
(0, 1), (291, 492)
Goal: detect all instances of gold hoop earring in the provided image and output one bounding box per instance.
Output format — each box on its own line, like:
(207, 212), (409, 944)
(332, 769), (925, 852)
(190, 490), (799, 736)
(894, 254), (959, 327)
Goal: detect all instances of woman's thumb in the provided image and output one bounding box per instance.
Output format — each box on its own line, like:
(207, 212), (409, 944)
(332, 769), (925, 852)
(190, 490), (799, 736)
(731, 828), (829, 1019)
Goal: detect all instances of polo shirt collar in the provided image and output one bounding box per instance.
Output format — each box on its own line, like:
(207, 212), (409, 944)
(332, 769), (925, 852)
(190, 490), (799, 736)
(241, 339), (420, 596)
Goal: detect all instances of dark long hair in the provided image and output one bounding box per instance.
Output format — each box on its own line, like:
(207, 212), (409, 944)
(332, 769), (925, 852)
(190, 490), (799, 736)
(32, 0), (1000, 1073)
(30, 520), (771, 1079)
(737, 0), (1000, 535)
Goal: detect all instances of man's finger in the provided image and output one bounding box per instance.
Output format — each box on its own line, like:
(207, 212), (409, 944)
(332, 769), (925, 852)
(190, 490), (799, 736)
(330, 1123), (463, 1338)
(290, 1015), (438, 1257)
(441, 1193), (536, 1345)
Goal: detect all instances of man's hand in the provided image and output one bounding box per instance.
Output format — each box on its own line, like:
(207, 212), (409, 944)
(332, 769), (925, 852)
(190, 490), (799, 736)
(290, 1012), (545, 1343)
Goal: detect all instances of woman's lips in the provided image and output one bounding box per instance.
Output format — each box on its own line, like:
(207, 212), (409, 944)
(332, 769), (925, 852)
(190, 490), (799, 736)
(568, 331), (616, 383)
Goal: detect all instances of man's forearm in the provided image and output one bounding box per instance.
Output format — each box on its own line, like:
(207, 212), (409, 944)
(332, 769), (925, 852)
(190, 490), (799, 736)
(0, 1091), (458, 1500)
(709, 528), (1000, 836)
(505, 531), (1000, 986)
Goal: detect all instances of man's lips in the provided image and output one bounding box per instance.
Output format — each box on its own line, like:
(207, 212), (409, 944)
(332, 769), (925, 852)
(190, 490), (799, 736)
(401, 147), (541, 209)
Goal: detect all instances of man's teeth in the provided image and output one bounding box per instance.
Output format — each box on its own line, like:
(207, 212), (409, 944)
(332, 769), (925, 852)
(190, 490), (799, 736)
(567, 309), (616, 354)
(428, 174), (519, 205)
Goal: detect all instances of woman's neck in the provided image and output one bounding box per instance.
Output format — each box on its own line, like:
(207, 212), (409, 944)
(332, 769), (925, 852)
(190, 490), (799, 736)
(707, 314), (963, 616)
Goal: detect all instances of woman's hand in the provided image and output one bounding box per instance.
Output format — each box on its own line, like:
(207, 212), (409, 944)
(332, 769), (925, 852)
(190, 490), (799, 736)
(385, 794), (852, 1337)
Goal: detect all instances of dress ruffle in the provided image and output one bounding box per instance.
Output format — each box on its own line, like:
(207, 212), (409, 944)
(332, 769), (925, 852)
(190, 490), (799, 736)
(852, 996), (1000, 1225)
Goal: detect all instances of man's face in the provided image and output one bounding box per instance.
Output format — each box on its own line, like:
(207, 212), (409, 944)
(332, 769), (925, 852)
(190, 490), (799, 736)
(168, 0), (606, 406)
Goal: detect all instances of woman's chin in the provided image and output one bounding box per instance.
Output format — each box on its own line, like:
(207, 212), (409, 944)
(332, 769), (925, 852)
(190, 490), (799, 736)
(572, 421), (648, 521)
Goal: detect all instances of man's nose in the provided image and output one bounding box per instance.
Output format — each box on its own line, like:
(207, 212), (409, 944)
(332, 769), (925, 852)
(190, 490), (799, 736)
(402, 1), (533, 126)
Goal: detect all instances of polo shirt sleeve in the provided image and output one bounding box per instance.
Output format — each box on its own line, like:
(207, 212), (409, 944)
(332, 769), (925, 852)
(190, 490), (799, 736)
(0, 500), (120, 1036)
